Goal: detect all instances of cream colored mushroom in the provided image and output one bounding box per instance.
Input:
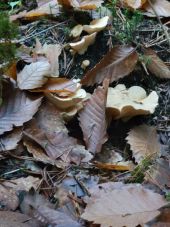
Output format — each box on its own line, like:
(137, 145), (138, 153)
(70, 24), (83, 38)
(81, 60), (90, 70)
(106, 84), (159, 120)
(83, 16), (109, 34)
(69, 32), (97, 55)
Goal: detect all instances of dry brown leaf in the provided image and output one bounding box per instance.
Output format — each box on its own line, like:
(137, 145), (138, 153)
(143, 0), (170, 17)
(106, 84), (158, 120)
(0, 211), (39, 227)
(0, 79), (42, 135)
(145, 158), (170, 189)
(78, 79), (109, 154)
(0, 184), (19, 211)
(32, 77), (80, 96)
(5, 62), (17, 80)
(24, 139), (57, 165)
(94, 161), (130, 171)
(126, 124), (160, 163)
(58, 0), (103, 10)
(0, 128), (22, 152)
(81, 182), (168, 227)
(81, 45), (138, 86)
(143, 48), (170, 78)
(34, 40), (62, 77)
(24, 101), (92, 166)
(69, 32), (97, 55)
(3, 176), (41, 191)
(17, 60), (50, 90)
(10, 0), (60, 21)
(123, 0), (147, 9)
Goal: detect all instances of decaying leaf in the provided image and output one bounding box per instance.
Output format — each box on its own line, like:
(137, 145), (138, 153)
(0, 185), (19, 211)
(24, 102), (92, 166)
(123, 0), (147, 9)
(126, 125), (160, 163)
(17, 60), (50, 90)
(81, 182), (168, 227)
(34, 40), (62, 77)
(145, 158), (170, 189)
(106, 84), (158, 120)
(143, 0), (170, 17)
(0, 211), (39, 227)
(143, 48), (170, 78)
(58, 0), (103, 10)
(83, 16), (109, 34)
(0, 80), (42, 135)
(81, 45), (138, 86)
(69, 32), (97, 55)
(0, 128), (22, 152)
(94, 161), (130, 171)
(79, 79), (109, 154)
(3, 176), (41, 191)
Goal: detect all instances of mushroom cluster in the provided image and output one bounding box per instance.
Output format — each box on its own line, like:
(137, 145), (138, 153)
(106, 84), (158, 120)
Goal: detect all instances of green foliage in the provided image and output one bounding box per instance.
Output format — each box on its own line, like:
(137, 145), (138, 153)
(128, 157), (152, 183)
(165, 192), (170, 201)
(106, 1), (143, 44)
(0, 13), (18, 63)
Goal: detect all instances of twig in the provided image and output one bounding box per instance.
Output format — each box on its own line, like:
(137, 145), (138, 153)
(148, 0), (170, 48)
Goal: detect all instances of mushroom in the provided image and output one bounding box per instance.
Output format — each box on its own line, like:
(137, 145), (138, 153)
(69, 32), (97, 55)
(106, 84), (158, 120)
(81, 60), (90, 70)
(83, 16), (109, 34)
(70, 24), (83, 38)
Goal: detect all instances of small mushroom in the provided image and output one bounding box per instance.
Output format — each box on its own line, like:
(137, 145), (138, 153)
(106, 84), (158, 120)
(70, 24), (83, 38)
(83, 16), (109, 34)
(69, 32), (97, 55)
(81, 60), (90, 70)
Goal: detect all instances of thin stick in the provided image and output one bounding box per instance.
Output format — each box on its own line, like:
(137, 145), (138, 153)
(148, 0), (170, 48)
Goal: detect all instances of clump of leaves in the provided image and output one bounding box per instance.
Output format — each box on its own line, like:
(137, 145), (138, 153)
(0, 13), (18, 64)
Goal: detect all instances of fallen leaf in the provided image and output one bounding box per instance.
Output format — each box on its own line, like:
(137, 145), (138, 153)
(83, 16), (109, 34)
(143, 0), (170, 17)
(24, 102), (92, 165)
(5, 62), (17, 80)
(69, 32), (97, 55)
(94, 161), (130, 171)
(0, 79), (42, 135)
(123, 0), (147, 9)
(81, 182), (168, 227)
(58, 0), (103, 10)
(17, 60), (50, 90)
(81, 45), (138, 86)
(143, 48), (170, 78)
(126, 125), (160, 163)
(0, 184), (19, 211)
(3, 176), (41, 191)
(0, 211), (39, 227)
(34, 40), (62, 77)
(0, 128), (22, 152)
(106, 84), (158, 120)
(145, 158), (170, 189)
(78, 79), (109, 154)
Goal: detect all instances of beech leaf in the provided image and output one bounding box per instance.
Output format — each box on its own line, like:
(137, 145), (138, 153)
(0, 128), (22, 152)
(143, 0), (170, 17)
(143, 48), (170, 78)
(78, 79), (109, 154)
(58, 0), (104, 10)
(0, 80), (42, 135)
(81, 45), (138, 86)
(122, 0), (147, 9)
(17, 61), (50, 90)
(126, 125), (160, 163)
(81, 182), (168, 227)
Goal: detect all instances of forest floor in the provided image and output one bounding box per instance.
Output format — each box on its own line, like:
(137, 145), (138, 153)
(0, 0), (170, 227)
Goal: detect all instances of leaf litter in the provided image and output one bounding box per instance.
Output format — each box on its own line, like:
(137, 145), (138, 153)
(0, 0), (170, 226)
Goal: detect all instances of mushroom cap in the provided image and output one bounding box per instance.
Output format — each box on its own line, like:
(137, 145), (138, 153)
(69, 33), (97, 55)
(70, 24), (83, 38)
(83, 16), (109, 34)
(106, 84), (158, 119)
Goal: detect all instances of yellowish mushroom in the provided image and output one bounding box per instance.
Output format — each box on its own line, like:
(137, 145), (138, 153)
(81, 60), (90, 70)
(70, 24), (83, 38)
(83, 16), (109, 34)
